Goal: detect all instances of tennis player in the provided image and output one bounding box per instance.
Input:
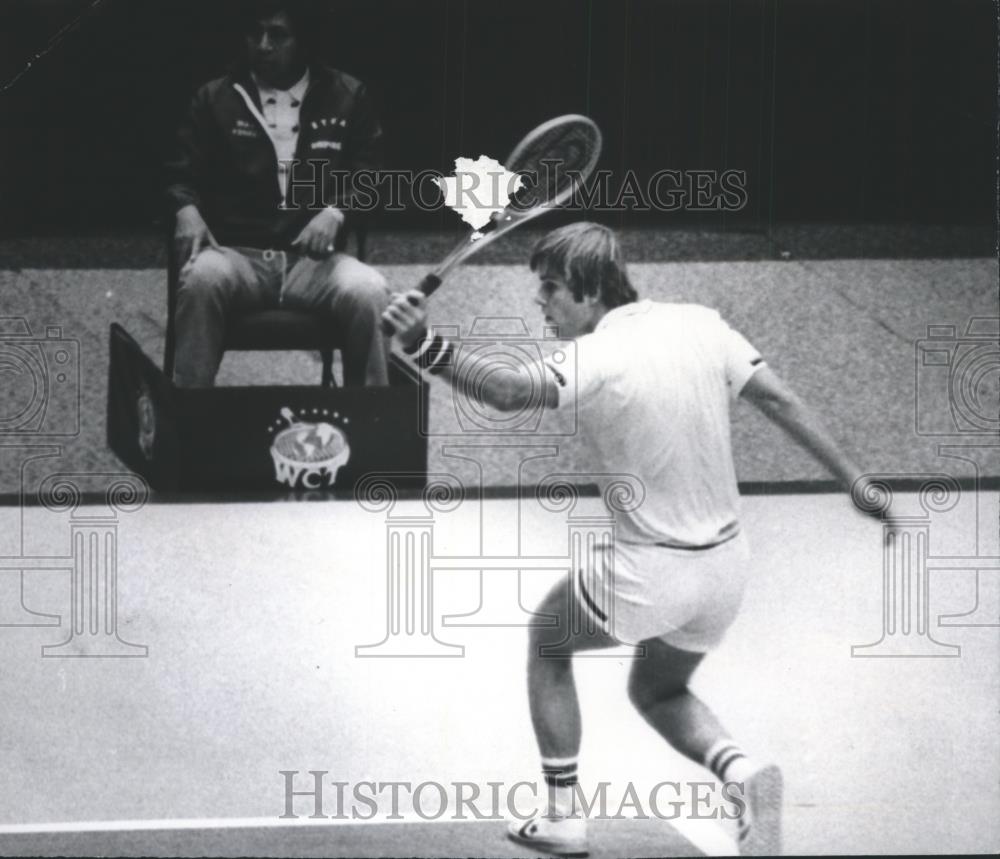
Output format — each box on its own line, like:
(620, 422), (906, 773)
(383, 222), (882, 856)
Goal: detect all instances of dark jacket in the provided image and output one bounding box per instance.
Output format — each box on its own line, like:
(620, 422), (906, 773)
(165, 64), (382, 250)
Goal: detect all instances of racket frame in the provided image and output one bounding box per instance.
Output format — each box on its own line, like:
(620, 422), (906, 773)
(421, 114), (603, 295)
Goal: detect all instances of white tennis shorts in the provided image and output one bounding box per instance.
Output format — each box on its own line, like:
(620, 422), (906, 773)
(573, 532), (751, 652)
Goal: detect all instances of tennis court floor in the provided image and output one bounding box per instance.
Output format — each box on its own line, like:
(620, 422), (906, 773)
(1, 490), (997, 855)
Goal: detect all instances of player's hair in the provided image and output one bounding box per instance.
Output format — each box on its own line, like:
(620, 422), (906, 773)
(239, 0), (321, 59)
(529, 222), (637, 309)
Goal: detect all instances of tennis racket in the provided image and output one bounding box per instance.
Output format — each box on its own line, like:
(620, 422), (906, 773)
(382, 114), (603, 334)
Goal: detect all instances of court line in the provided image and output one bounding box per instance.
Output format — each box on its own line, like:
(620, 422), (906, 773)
(1, 477), (996, 507)
(0, 816), (459, 833)
(0, 813), (738, 855)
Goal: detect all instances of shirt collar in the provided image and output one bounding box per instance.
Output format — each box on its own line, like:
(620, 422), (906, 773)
(594, 299), (651, 333)
(252, 67), (311, 102)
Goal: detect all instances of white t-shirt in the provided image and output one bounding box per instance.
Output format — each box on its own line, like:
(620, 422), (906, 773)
(544, 300), (764, 546)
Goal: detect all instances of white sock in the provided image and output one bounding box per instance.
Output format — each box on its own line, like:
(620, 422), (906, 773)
(541, 755), (578, 817)
(704, 738), (755, 783)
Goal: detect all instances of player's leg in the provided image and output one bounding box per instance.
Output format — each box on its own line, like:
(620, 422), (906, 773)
(528, 574), (620, 758)
(173, 248), (272, 387)
(283, 253), (391, 386)
(508, 575), (619, 857)
(627, 636), (781, 854)
(626, 637), (719, 762)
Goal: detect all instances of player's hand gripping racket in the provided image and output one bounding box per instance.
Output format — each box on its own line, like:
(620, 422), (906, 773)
(382, 114), (603, 334)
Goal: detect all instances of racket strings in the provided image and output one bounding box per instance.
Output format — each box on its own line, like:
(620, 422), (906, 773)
(506, 121), (601, 210)
(425, 115), (604, 286)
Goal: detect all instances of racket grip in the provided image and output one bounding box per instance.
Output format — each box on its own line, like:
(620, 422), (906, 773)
(417, 273), (443, 296)
(381, 273), (445, 336)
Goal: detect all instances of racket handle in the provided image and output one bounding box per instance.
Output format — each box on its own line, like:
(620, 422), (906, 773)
(381, 273), (445, 336)
(417, 273), (443, 296)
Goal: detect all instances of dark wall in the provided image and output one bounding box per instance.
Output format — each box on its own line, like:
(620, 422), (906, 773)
(0, 0), (995, 235)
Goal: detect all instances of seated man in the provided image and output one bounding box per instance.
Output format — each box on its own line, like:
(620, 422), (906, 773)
(165, 0), (389, 387)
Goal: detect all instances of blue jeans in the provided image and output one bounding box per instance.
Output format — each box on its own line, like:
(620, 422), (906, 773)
(173, 247), (391, 387)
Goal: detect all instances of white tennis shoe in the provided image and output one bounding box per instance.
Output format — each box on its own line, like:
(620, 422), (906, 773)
(737, 762), (783, 855)
(507, 813), (588, 857)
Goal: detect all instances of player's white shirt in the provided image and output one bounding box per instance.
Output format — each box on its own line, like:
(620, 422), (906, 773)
(545, 300), (764, 547)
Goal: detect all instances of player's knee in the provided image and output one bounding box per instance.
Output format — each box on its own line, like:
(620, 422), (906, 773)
(527, 604), (575, 664)
(627, 674), (656, 712)
(526, 643), (573, 675)
(627, 668), (684, 713)
(527, 622), (550, 657)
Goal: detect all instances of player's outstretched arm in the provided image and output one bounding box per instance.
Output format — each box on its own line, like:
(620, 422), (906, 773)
(741, 366), (899, 533)
(382, 290), (557, 412)
(740, 366), (865, 491)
